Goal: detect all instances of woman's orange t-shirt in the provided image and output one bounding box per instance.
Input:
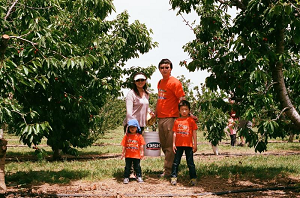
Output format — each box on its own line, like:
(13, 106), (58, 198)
(121, 133), (145, 159)
(173, 117), (198, 147)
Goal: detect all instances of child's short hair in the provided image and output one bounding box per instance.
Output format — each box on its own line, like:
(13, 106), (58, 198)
(178, 100), (190, 110)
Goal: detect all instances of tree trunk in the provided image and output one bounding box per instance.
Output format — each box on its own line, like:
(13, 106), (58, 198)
(53, 148), (62, 160)
(271, 25), (300, 130)
(288, 132), (294, 143)
(0, 139), (7, 194)
(0, 34), (10, 63)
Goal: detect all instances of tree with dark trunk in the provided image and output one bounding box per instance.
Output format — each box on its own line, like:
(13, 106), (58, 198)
(170, 0), (300, 151)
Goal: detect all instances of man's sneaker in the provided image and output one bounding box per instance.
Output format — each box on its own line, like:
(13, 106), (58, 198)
(189, 178), (197, 186)
(137, 177), (144, 183)
(123, 178), (129, 184)
(170, 177), (177, 185)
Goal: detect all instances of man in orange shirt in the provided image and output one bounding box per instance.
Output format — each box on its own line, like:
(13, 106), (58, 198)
(156, 58), (185, 177)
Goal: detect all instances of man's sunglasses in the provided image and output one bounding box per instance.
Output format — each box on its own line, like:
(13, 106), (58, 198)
(135, 79), (146, 82)
(159, 66), (170, 70)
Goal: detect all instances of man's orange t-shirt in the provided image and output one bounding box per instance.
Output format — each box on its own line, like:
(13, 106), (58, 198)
(121, 133), (145, 159)
(173, 117), (198, 147)
(156, 76), (185, 118)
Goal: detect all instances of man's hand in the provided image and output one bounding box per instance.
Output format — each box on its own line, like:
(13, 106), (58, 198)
(193, 144), (197, 153)
(190, 113), (198, 122)
(173, 144), (177, 153)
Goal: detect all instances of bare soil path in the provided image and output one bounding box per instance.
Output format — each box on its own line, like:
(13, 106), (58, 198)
(4, 152), (300, 198)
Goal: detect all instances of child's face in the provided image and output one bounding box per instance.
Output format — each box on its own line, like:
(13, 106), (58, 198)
(128, 126), (137, 133)
(179, 105), (190, 117)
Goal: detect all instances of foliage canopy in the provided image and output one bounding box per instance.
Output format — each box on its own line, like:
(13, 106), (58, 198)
(170, 0), (300, 152)
(0, 0), (157, 158)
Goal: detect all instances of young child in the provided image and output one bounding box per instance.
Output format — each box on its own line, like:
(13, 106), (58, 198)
(121, 119), (145, 184)
(170, 100), (198, 186)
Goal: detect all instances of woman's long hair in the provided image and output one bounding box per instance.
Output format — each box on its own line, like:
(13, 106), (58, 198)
(132, 72), (149, 97)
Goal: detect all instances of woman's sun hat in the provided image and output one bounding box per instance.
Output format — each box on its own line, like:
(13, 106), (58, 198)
(134, 74), (146, 81)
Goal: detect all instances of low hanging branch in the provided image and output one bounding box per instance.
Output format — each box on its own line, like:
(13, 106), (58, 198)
(0, 34), (10, 63)
(272, 107), (289, 121)
(9, 35), (38, 47)
(4, 0), (19, 21)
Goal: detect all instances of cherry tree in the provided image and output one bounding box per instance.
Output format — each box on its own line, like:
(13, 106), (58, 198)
(0, 0), (157, 159)
(170, 0), (300, 151)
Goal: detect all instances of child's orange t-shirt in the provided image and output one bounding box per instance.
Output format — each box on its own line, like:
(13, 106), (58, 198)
(156, 76), (185, 118)
(173, 117), (198, 147)
(121, 133), (145, 159)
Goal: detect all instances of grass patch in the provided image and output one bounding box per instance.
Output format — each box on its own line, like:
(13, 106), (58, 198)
(3, 127), (300, 188)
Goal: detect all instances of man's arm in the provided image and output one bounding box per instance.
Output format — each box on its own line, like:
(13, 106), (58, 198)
(173, 132), (177, 153)
(192, 130), (197, 153)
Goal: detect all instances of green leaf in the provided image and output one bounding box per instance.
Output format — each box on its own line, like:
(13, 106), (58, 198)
(23, 66), (29, 75)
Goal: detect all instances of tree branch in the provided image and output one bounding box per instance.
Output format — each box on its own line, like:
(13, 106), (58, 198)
(9, 36), (38, 47)
(290, 3), (300, 17)
(4, 0), (19, 21)
(272, 107), (289, 121)
(217, 0), (246, 10)
(180, 14), (194, 32)
(264, 82), (277, 94)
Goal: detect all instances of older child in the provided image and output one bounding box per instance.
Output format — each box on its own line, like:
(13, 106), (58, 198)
(121, 119), (145, 184)
(170, 100), (198, 186)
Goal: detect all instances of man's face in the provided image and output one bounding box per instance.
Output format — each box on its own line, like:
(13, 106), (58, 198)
(159, 63), (171, 78)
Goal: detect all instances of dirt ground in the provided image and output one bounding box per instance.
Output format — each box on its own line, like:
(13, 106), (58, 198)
(4, 151), (300, 198)
(6, 176), (299, 198)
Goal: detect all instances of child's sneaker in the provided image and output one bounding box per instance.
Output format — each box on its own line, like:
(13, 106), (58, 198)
(170, 177), (177, 185)
(189, 178), (197, 186)
(137, 177), (144, 183)
(123, 178), (129, 184)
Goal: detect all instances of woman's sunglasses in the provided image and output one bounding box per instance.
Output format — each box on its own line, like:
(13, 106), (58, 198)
(135, 79), (146, 82)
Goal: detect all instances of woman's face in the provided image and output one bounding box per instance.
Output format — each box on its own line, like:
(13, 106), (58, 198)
(135, 78), (146, 89)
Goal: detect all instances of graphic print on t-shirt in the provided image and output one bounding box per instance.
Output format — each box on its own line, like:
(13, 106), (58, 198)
(126, 139), (139, 151)
(158, 88), (166, 100)
(176, 124), (189, 137)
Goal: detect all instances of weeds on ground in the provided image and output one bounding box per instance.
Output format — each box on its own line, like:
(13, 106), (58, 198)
(4, 127), (300, 188)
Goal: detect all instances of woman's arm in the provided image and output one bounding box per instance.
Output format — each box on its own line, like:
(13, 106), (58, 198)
(125, 91), (135, 121)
